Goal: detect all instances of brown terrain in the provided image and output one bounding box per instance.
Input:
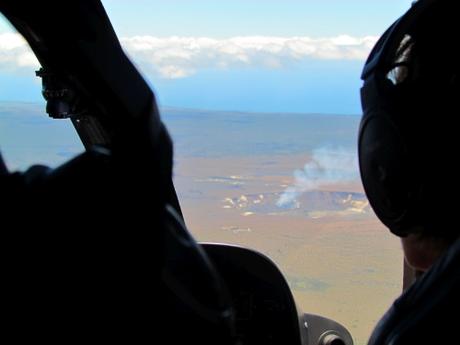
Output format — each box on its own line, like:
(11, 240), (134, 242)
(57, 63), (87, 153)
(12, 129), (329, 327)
(174, 153), (403, 345)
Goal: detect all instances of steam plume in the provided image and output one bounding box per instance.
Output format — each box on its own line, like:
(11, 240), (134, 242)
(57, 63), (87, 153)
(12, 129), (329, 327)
(277, 147), (359, 208)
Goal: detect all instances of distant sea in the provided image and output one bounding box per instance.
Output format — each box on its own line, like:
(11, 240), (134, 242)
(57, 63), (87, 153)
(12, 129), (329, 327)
(0, 102), (361, 168)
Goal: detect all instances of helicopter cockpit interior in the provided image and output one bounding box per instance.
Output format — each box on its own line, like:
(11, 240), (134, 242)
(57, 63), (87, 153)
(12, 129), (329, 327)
(1, 1), (457, 345)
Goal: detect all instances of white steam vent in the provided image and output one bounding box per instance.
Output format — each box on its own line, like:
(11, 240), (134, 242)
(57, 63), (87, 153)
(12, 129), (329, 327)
(277, 147), (359, 208)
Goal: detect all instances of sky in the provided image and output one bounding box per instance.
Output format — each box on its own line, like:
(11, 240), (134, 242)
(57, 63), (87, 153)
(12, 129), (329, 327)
(0, 1), (412, 114)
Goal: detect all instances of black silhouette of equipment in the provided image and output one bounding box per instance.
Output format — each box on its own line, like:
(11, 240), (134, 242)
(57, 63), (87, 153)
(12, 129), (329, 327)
(0, 1), (235, 343)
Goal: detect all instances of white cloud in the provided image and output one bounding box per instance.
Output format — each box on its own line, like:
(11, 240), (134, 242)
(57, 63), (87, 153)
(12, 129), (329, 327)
(0, 32), (378, 79)
(0, 32), (39, 71)
(121, 35), (378, 79)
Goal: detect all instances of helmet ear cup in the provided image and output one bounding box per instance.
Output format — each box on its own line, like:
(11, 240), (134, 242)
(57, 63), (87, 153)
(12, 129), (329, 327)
(358, 112), (414, 236)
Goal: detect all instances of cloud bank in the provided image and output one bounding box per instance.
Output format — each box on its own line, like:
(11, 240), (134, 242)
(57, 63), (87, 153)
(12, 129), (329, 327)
(0, 32), (377, 79)
(121, 35), (378, 79)
(0, 33), (39, 71)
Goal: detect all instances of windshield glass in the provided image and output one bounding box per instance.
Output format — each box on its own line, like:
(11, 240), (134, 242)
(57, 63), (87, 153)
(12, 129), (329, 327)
(1, 2), (411, 344)
(104, 2), (410, 344)
(0, 15), (83, 170)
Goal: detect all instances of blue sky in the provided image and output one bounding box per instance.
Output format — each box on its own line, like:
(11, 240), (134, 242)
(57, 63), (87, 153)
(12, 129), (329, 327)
(102, 0), (410, 38)
(0, 1), (412, 114)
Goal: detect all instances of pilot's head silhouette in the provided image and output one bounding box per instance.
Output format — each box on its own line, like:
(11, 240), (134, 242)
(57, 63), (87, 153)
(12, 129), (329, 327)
(359, 0), (459, 272)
